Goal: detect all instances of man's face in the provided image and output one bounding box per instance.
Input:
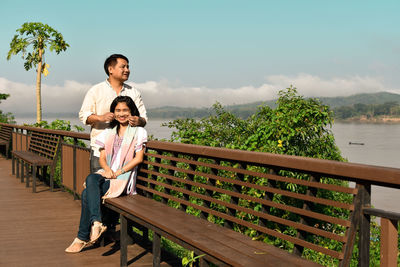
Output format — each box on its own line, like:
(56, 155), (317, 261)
(109, 58), (130, 82)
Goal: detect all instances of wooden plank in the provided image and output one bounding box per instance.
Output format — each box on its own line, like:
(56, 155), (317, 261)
(62, 145), (74, 191)
(140, 168), (351, 227)
(107, 195), (322, 266)
(0, 157), (171, 267)
(141, 162), (355, 210)
(148, 152), (358, 195)
(141, 177), (346, 242)
(146, 140), (400, 188)
(380, 218), (398, 267)
(136, 184), (344, 259)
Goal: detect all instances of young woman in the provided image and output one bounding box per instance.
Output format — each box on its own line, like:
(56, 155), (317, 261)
(65, 96), (147, 253)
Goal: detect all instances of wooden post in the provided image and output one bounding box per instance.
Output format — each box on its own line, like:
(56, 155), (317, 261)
(16, 158), (20, 179)
(12, 155), (15, 175)
(120, 214), (128, 267)
(32, 164), (37, 193)
(341, 185), (362, 267)
(60, 137), (63, 185)
(19, 129), (22, 151)
(358, 183), (371, 267)
(380, 218), (398, 267)
(73, 138), (77, 200)
(153, 231), (161, 267)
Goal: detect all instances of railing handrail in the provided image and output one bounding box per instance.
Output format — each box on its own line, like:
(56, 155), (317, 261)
(0, 122), (90, 140)
(148, 140), (400, 189)
(5, 121), (399, 265)
(3, 122), (400, 189)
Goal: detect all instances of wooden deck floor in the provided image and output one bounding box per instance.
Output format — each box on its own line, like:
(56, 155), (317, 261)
(0, 156), (173, 267)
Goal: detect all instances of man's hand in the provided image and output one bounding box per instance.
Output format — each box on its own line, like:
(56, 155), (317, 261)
(87, 112), (115, 125)
(101, 112), (115, 123)
(128, 116), (146, 127)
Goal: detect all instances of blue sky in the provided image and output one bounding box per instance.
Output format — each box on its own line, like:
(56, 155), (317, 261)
(0, 0), (399, 114)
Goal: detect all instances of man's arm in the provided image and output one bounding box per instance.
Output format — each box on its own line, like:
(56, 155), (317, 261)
(131, 88), (148, 126)
(129, 116), (146, 127)
(79, 88), (96, 126)
(79, 87), (115, 126)
(87, 113), (115, 125)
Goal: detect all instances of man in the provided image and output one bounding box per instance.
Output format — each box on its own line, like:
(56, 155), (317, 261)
(79, 54), (147, 241)
(79, 54), (147, 173)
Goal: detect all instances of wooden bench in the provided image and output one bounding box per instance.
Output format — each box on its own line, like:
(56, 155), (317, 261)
(12, 130), (61, 193)
(0, 125), (13, 158)
(105, 141), (360, 267)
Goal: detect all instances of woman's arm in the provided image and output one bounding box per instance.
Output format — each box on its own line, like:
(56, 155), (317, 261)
(99, 149), (115, 179)
(114, 149), (145, 177)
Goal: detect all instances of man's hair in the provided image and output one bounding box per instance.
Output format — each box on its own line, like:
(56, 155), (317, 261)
(104, 54), (129, 76)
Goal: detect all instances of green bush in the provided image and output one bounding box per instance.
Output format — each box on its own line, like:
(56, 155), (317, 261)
(163, 86), (394, 266)
(0, 93), (16, 124)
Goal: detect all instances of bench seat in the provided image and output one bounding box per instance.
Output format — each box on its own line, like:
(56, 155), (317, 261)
(12, 151), (53, 165)
(11, 130), (61, 193)
(106, 194), (321, 267)
(0, 125), (13, 158)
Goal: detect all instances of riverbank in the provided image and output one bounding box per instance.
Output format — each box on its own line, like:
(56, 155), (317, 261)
(336, 115), (400, 124)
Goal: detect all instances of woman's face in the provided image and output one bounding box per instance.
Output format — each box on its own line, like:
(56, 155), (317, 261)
(114, 102), (131, 125)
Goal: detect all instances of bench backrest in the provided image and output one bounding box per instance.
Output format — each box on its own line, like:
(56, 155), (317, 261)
(137, 141), (359, 266)
(28, 131), (61, 160)
(0, 126), (13, 142)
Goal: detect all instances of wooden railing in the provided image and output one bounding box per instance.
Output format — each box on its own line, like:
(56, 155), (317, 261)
(1, 122), (399, 266)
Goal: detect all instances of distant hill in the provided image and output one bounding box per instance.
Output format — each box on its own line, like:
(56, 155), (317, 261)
(147, 91), (400, 119)
(316, 92), (400, 108)
(18, 92), (398, 120)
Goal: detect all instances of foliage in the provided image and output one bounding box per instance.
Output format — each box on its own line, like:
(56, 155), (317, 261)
(27, 119), (85, 148)
(0, 93), (16, 123)
(334, 101), (400, 120)
(165, 86), (342, 160)
(7, 22), (69, 123)
(0, 110), (16, 124)
(162, 86), (366, 265)
(28, 119), (84, 132)
(0, 93), (10, 103)
(7, 22), (69, 71)
(182, 251), (205, 267)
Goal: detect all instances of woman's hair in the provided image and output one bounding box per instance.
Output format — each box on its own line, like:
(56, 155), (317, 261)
(109, 96), (139, 129)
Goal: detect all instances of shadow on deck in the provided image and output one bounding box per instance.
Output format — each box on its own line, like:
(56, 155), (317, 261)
(0, 156), (173, 267)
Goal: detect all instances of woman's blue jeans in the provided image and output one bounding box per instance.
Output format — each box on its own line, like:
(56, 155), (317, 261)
(77, 173), (110, 241)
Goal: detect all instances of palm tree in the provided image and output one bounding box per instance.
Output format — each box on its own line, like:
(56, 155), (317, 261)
(7, 22), (69, 123)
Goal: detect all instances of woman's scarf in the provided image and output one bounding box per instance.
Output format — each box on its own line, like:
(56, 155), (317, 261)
(100, 125), (139, 200)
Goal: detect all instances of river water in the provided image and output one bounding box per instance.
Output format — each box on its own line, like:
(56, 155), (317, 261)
(15, 117), (400, 213)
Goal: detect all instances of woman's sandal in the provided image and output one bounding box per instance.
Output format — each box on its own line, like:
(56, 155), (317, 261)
(65, 237), (88, 253)
(90, 222), (107, 244)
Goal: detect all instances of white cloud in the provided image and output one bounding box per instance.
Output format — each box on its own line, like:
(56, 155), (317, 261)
(266, 74), (388, 97)
(133, 74), (396, 107)
(0, 77), (91, 115)
(0, 74), (397, 115)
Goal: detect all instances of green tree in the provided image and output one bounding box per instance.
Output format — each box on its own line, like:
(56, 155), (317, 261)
(0, 93), (15, 123)
(7, 22), (69, 123)
(166, 86), (342, 161)
(0, 93), (10, 102)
